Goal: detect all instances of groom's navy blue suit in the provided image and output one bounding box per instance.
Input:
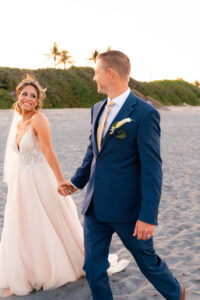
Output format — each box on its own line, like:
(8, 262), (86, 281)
(71, 91), (181, 300)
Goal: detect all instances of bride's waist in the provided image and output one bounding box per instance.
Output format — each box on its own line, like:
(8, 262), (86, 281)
(18, 151), (49, 171)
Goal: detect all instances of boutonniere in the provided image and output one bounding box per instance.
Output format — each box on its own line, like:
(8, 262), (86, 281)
(109, 118), (135, 139)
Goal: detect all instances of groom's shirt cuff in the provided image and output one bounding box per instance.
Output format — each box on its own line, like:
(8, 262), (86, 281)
(70, 179), (79, 190)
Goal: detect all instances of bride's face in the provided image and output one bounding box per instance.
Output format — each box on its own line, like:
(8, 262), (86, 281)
(18, 85), (39, 112)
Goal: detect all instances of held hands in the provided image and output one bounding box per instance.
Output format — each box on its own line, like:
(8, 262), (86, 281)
(133, 220), (154, 240)
(57, 179), (77, 196)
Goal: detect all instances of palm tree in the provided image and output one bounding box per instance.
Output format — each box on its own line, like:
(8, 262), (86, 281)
(88, 49), (99, 63)
(51, 42), (61, 67)
(44, 42), (60, 68)
(194, 80), (200, 87)
(57, 50), (73, 69)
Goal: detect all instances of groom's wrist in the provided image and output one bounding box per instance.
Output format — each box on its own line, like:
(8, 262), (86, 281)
(70, 179), (79, 190)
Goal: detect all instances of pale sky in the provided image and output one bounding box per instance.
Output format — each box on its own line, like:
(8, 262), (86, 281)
(0, 0), (199, 82)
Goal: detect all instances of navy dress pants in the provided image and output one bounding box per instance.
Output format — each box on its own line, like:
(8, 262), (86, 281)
(83, 205), (181, 300)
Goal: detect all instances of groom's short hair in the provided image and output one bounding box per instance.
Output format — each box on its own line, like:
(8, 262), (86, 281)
(97, 50), (131, 80)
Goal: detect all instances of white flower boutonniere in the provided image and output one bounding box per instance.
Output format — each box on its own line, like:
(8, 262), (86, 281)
(109, 118), (134, 139)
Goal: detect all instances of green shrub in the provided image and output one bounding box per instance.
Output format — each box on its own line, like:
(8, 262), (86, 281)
(0, 67), (199, 108)
(0, 89), (15, 108)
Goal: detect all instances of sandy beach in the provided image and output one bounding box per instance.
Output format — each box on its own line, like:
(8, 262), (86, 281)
(0, 106), (200, 299)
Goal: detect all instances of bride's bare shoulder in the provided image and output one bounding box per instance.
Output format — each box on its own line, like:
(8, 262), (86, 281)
(31, 112), (50, 131)
(31, 111), (49, 123)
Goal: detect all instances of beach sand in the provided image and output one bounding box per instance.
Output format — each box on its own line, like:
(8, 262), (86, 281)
(0, 106), (200, 299)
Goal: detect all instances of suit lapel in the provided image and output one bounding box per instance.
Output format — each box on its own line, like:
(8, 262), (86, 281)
(100, 92), (137, 152)
(92, 99), (107, 154)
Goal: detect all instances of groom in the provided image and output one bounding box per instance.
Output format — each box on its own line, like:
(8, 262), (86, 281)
(59, 51), (185, 300)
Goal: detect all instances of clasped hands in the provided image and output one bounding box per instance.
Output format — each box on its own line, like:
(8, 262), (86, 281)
(57, 179), (77, 196)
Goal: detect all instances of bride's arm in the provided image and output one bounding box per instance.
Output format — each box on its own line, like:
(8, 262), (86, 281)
(31, 112), (67, 187)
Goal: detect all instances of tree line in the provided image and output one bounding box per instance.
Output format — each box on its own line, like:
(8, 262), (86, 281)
(44, 43), (200, 88)
(0, 66), (199, 109)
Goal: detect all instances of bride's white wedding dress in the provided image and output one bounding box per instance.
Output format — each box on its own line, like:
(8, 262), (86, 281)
(0, 116), (129, 297)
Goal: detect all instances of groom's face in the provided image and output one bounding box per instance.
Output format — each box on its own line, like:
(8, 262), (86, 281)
(93, 59), (110, 94)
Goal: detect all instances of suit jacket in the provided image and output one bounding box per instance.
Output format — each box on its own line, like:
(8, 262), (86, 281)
(71, 91), (162, 225)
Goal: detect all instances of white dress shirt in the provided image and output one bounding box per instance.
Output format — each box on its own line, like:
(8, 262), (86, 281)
(98, 88), (131, 137)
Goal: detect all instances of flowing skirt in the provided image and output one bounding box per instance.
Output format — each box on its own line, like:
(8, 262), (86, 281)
(0, 167), (85, 296)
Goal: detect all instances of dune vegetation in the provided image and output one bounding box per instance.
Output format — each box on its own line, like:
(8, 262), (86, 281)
(0, 66), (199, 109)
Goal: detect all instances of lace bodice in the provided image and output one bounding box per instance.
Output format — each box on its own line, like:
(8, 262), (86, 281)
(12, 128), (48, 171)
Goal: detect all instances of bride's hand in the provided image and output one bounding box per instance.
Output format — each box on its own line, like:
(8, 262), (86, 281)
(57, 183), (69, 196)
(58, 179), (77, 196)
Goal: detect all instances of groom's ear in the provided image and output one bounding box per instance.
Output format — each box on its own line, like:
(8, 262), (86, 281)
(107, 67), (115, 79)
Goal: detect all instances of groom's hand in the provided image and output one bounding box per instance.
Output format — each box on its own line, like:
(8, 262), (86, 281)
(133, 220), (154, 240)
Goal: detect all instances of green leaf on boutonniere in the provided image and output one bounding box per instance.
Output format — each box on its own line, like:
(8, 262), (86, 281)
(114, 129), (127, 139)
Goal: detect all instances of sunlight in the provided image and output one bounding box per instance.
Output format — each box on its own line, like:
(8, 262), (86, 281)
(0, 0), (199, 82)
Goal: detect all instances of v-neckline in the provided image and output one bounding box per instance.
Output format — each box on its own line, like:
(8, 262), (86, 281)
(16, 127), (32, 151)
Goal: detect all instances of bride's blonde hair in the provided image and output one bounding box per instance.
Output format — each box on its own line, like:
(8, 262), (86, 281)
(13, 74), (47, 114)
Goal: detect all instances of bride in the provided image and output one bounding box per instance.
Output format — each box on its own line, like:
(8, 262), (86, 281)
(0, 74), (129, 297)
